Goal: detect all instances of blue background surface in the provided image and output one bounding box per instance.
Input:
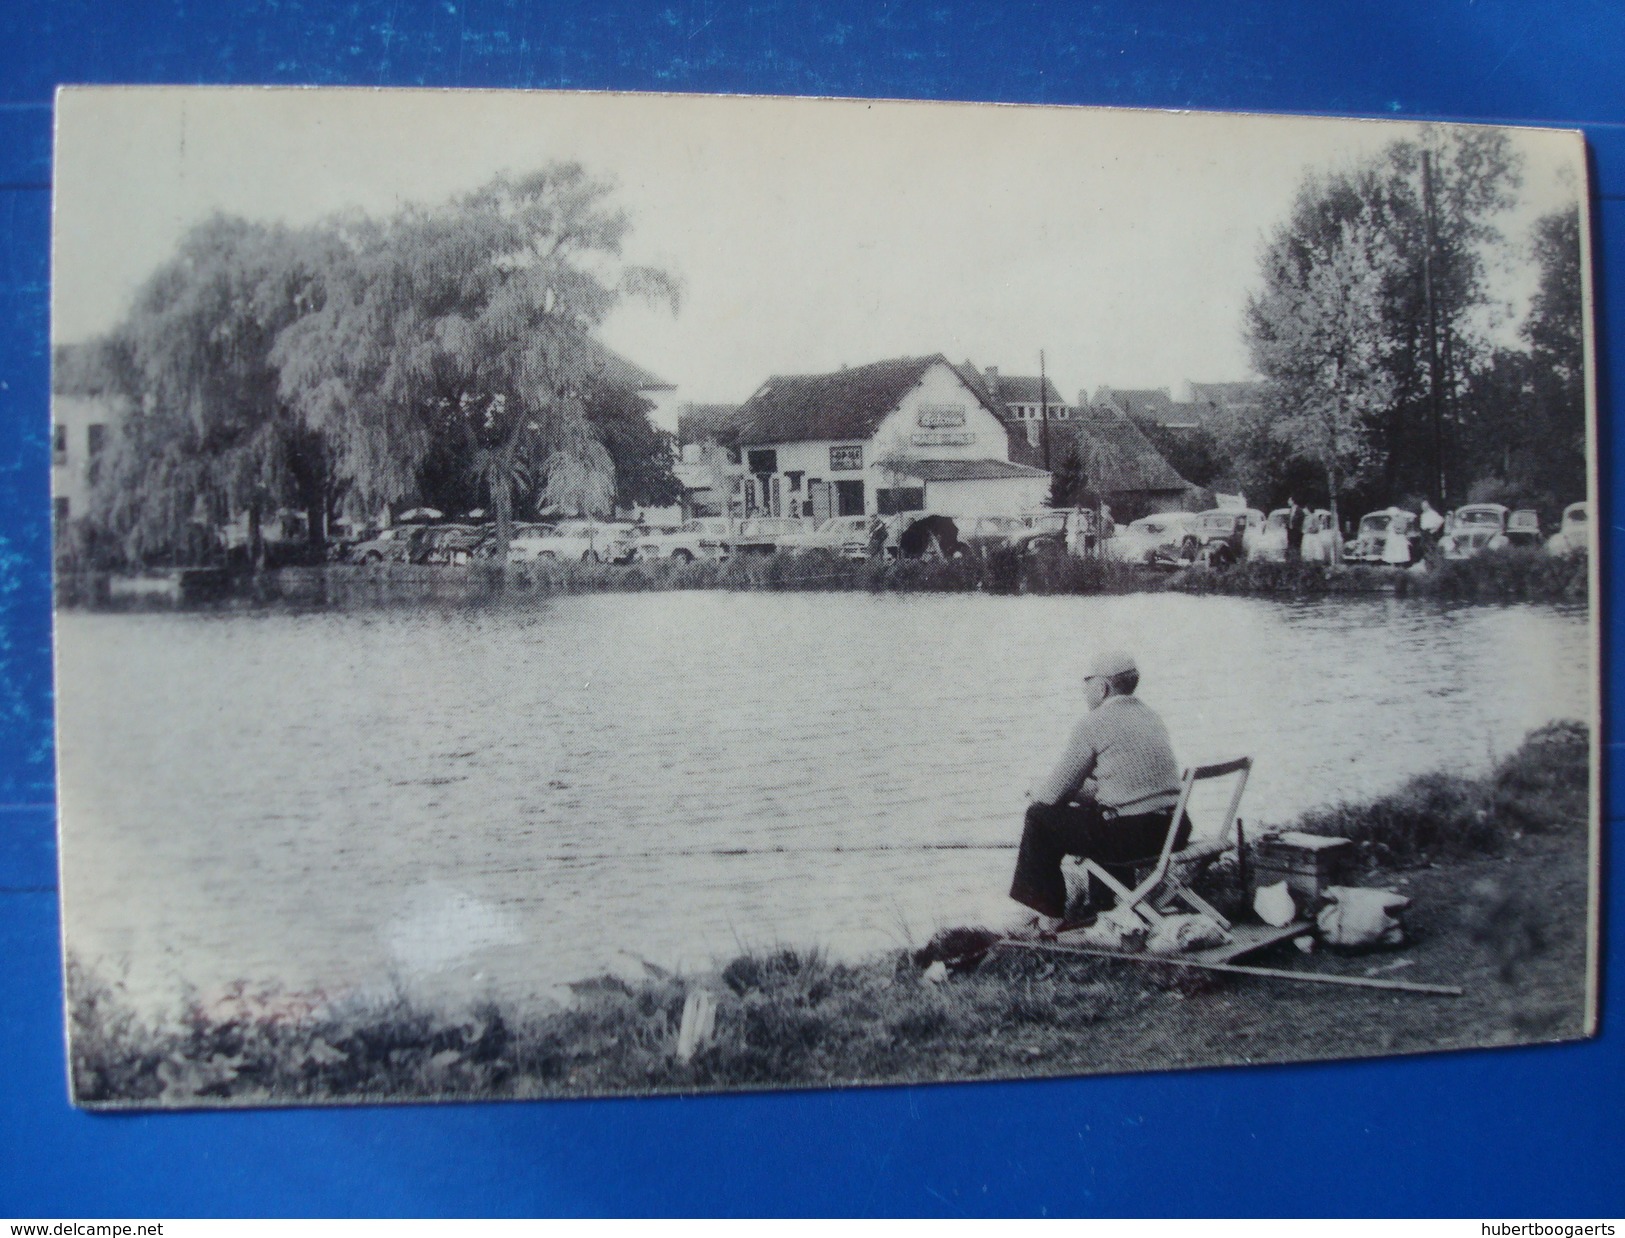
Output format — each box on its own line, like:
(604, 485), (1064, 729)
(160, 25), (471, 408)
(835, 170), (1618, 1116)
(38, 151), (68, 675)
(1, 1), (1621, 1218)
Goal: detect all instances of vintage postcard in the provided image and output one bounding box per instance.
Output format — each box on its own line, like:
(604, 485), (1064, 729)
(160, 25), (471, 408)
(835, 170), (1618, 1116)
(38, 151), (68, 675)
(50, 88), (1599, 1107)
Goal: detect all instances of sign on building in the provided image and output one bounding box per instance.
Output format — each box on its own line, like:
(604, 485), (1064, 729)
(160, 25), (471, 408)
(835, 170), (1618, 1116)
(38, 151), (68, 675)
(829, 445), (863, 471)
(917, 405), (967, 428)
(911, 431), (976, 447)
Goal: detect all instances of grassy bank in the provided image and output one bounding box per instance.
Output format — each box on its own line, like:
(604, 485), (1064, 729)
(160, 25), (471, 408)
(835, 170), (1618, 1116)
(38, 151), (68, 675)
(68, 722), (1592, 1107)
(57, 544), (1590, 610)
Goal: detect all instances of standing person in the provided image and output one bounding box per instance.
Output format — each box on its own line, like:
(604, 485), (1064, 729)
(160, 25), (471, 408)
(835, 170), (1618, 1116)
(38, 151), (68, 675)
(1285, 496), (1306, 563)
(1420, 498), (1445, 541)
(1007, 650), (1187, 931)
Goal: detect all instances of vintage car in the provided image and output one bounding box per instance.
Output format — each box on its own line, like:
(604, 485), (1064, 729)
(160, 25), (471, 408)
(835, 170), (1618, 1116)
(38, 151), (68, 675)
(598, 522), (646, 565)
(1257, 507), (1337, 563)
(348, 524), (424, 565)
(1106, 512), (1198, 566)
(726, 516), (813, 555)
(1440, 504), (1514, 559)
(1181, 508), (1263, 568)
(950, 514), (1030, 558)
(507, 521), (610, 563)
(1345, 508), (1421, 565)
(1546, 502), (1589, 556)
(634, 517), (737, 562)
(1015, 508), (1099, 557)
(1505, 509), (1543, 548)
(410, 523), (486, 566)
(776, 514), (876, 560)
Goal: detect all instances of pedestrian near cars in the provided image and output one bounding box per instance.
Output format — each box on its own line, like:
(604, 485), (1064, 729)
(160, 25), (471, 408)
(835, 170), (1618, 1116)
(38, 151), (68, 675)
(1420, 498), (1445, 540)
(1285, 496), (1306, 562)
(1007, 650), (1188, 933)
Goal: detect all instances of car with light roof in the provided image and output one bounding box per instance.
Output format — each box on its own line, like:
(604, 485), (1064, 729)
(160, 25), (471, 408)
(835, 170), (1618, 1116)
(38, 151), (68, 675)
(1546, 502), (1589, 556)
(725, 516), (813, 555)
(777, 515), (876, 560)
(349, 524), (425, 565)
(1440, 504), (1519, 559)
(1107, 512), (1199, 566)
(1346, 508), (1421, 565)
(634, 517), (737, 562)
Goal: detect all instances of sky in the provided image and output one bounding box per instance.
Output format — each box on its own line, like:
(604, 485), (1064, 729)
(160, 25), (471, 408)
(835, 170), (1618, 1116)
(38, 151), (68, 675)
(52, 87), (1586, 412)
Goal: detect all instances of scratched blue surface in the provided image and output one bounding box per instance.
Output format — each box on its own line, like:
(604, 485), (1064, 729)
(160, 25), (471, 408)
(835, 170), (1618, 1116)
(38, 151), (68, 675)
(1, 1), (1622, 1218)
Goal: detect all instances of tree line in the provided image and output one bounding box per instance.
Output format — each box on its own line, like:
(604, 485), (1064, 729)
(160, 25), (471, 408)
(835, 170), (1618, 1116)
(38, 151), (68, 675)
(56, 163), (682, 568)
(1153, 128), (1586, 531)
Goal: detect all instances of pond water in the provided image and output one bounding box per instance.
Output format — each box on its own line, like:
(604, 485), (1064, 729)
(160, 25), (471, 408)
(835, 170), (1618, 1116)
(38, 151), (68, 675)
(55, 590), (1593, 1014)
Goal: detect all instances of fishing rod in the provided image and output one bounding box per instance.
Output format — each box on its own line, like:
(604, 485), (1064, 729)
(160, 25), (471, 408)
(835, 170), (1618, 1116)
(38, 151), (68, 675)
(539, 841), (1021, 865)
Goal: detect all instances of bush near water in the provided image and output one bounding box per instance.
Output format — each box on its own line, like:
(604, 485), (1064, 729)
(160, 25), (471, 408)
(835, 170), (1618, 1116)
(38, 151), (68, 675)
(68, 721), (1591, 1105)
(58, 543), (1590, 610)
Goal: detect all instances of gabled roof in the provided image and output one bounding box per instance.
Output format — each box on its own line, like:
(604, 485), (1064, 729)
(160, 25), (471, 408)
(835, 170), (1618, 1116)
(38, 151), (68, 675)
(1099, 387), (1181, 423)
(589, 341), (673, 393)
(1188, 380), (1264, 407)
(1027, 404), (1196, 490)
(892, 458), (1050, 482)
(953, 362), (1064, 413)
(734, 354), (1002, 446)
(677, 403), (742, 446)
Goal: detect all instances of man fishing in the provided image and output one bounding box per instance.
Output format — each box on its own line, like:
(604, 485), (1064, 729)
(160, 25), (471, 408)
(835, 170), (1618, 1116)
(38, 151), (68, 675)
(1008, 649), (1188, 932)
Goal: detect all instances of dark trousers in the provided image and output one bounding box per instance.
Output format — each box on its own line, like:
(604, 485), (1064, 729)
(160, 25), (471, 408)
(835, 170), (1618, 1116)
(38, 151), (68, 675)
(1009, 800), (1190, 919)
(1286, 531), (1304, 562)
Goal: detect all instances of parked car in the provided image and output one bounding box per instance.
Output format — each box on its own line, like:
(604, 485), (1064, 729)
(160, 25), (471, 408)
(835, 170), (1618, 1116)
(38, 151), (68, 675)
(598, 522), (646, 564)
(633, 517), (736, 562)
(1546, 502), (1589, 555)
(1257, 507), (1336, 563)
(726, 516), (812, 555)
(950, 514), (1029, 559)
(1015, 508), (1099, 557)
(1183, 508), (1261, 568)
(1107, 512), (1198, 566)
(507, 523), (603, 563)
(411, 523), (485, 565)
(1440, 504), (1513, 559)
(777, 515), (876, 560)
(349, 524), (424, 564)
(1346, 508), (1421, 565)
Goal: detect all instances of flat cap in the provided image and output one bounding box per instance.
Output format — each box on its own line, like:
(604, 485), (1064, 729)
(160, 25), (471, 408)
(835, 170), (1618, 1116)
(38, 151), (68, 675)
(1086, 649), (1138, 679)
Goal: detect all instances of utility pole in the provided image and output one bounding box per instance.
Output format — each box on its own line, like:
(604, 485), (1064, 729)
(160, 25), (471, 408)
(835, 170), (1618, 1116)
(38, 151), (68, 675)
(1039, 349), (1051, 472)
(1421, 148), (1446, 503)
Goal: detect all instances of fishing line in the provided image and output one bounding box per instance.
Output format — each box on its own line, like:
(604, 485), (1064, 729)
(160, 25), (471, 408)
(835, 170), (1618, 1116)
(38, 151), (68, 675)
(540, 841), (1021, 865)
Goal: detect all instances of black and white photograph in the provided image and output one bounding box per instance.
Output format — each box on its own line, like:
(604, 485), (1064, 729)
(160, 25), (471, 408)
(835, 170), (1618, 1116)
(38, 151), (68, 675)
(50, 87), (1598, 1108)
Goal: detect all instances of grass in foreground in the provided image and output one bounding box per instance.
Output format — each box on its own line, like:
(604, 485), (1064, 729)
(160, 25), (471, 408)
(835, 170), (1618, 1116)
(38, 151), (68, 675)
(67, 722), (1592, 1106)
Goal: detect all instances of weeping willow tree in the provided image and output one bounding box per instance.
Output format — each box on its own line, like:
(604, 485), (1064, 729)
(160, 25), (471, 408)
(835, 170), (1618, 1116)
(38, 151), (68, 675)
(88, 217), (334, 566)
(273, 164), (680, 560)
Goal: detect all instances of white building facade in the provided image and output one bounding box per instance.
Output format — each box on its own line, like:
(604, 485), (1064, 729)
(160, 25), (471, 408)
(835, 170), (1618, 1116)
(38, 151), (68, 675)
(732, 356), (1050, 521)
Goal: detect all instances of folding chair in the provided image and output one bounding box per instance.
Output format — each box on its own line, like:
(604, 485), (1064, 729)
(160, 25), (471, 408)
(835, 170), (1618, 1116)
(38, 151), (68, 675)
(1076, 756), (1253, 936)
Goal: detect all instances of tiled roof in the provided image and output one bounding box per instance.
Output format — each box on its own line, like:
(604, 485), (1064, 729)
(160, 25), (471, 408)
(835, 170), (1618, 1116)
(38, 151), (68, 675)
(893, 458), (1050, 482)
(1027, 404), (1196, 490)
(735, 355), (1001, 446)
(677, 403), (742, 445)
(953, 362), (1064, 412)
(587, 341), (672, 393)
(1188, 381), (1264, 407)
(1101, 387), (1181, 422)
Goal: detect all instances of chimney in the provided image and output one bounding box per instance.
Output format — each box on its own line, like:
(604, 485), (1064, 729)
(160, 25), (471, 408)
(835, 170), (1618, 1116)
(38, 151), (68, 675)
(984, 366), (999, 396)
